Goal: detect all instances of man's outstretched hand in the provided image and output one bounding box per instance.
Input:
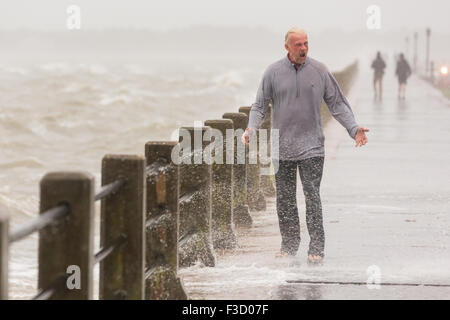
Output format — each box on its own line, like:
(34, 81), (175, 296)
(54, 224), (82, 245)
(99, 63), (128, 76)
(354, 127), (370, 147)
(241, 128), (253, 146)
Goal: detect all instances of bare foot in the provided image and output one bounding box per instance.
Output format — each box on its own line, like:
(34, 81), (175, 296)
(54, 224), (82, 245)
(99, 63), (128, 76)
(275, 251), (289, 258)
(307, 254), (323, 265)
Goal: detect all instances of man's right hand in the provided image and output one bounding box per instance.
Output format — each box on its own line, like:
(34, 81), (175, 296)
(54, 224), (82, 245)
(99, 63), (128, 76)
(241, 128), (253, 146)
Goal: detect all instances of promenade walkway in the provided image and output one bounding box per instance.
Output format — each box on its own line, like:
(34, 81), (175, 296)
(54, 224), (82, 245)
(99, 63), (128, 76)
(179, 70), (450, 300)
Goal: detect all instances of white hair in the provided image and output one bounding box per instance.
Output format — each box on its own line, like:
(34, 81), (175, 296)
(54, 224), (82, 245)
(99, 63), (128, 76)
(285, 27), (307, 44)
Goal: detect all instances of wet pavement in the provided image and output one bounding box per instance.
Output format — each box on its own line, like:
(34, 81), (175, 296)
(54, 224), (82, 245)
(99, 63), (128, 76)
(178, 71), (450, 300)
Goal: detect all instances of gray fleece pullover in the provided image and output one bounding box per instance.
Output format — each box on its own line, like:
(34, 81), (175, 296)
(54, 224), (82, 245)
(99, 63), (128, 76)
(248, 54), (359, 161)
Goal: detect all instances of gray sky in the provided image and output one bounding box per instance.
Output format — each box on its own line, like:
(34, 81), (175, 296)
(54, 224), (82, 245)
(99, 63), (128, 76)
(1, 0), (449, 33)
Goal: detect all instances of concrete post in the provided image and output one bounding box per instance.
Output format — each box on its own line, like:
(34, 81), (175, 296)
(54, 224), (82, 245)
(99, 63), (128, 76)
(222, 112), (252, 228)
(100, 155), (146, 300)
(0, 209), (8, 300)
(145, 141), (187, 300)
(39, 172), (95, 300)
(238, 106), (266, 212)
(259, 103), (276, 197)
(178, 126), (216, 268)
(204, 119), (237, 250)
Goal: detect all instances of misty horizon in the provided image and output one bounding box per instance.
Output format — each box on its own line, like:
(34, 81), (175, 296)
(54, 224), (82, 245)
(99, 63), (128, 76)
(1, 25), (448, 73)
(2, 0), (449, 71)
(1, 0), (449, 34)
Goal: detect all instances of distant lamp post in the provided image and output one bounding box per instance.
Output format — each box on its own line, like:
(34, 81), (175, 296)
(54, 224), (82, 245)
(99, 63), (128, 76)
(413, 32), (418, 73)
(426, 28), (431, 76)
(430, 61), (435, 83)
(405, 37), (410, 61)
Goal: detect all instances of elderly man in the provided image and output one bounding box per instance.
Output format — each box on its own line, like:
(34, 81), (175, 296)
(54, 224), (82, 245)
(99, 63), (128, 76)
(242, 27), (369, 265)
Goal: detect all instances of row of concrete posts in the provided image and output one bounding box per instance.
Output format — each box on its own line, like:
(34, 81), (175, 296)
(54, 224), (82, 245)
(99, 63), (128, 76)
(0, 105), (275, 300)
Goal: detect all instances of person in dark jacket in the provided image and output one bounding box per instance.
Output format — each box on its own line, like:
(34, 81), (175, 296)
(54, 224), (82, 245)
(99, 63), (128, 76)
(396, 53), (412, 99)
(371, 52), (386, 101)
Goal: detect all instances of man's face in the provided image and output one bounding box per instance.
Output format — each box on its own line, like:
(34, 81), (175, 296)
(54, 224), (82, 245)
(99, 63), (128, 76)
(285, 32), (309, 64)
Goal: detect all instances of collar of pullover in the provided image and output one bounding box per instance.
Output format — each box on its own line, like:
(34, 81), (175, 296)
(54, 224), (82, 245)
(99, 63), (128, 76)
(284, 54), (310, 70)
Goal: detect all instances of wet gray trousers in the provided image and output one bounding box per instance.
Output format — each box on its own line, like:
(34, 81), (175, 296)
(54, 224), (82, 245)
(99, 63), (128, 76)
(273, 156), (325, 256)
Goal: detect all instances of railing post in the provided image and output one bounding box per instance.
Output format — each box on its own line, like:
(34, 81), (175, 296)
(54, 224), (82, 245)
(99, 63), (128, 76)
(145, 142), (187, 300)
(222, 112), (252, 228)
(259, 103), (276, 197)
(39, 172), (95, 300)
(178, 126), (216, 268)
(238, 106), (266, 211)
(100, 155), (145, 300)
(204, 119), (237, 250)
(0, 208), (9, 300)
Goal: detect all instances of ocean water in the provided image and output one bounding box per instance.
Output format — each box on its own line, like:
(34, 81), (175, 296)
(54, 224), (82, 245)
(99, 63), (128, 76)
(0, 56), (265, 298)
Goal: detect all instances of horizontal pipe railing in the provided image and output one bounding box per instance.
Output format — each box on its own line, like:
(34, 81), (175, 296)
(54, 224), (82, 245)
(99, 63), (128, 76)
(8, 177), (125, 244)
(94, 179), (125, 202)
(9, 204), (70, 244)
(32, 273), (68, 300)
(94, 234), (127, 265)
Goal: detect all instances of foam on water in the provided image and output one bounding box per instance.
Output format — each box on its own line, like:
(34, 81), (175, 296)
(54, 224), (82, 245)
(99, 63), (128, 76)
(0, 157), (44, 169)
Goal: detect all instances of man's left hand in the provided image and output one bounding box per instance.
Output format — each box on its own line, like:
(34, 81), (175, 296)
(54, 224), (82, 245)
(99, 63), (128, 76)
(354, 127), (369, 147)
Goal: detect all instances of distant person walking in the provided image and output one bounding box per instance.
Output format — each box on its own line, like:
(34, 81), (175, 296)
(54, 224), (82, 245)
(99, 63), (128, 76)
(396, 53), (412, 99)
(241, 27), (369, 265)
(371, 52), (386, 101)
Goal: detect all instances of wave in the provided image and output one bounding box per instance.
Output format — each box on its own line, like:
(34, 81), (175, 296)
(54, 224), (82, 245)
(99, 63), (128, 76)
(0, 157), (44, 169)
(212, 70), (245, 88)
(99, 93), (134, 106)
(0, 194), (38, 220)
(0, 66), (29, 76)
(39, 62), (108, 75)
